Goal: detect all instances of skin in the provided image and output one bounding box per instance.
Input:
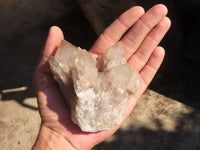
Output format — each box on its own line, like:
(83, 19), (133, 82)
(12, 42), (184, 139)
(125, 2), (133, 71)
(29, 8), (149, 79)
(32, 4), (171, 150)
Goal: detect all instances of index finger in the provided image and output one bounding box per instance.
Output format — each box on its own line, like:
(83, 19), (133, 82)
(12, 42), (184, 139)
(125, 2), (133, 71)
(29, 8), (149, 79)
(89, 6), (145, 55)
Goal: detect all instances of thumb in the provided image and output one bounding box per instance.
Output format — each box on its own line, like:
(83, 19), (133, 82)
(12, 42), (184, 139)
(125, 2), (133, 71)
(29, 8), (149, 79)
(39, 26), (64, 66)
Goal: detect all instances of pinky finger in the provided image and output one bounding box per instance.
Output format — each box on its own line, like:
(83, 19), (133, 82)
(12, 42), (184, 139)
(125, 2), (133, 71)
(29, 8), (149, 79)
(134, 46), (165, 99)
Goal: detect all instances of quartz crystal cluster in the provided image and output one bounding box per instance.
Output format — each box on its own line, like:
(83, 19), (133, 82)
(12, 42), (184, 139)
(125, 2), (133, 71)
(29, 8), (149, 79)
(48, 40), (140, 132)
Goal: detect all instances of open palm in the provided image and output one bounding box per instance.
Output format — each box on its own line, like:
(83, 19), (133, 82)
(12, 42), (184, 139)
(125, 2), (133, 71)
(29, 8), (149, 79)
(33, 4), (171, 150)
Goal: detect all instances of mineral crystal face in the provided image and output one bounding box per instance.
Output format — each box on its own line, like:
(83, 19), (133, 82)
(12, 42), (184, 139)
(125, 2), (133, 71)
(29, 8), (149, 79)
(48, 40), (140, 132)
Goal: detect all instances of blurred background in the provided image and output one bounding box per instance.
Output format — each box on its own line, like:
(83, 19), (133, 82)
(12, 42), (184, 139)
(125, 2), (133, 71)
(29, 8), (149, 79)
(0, 0), (199, 109)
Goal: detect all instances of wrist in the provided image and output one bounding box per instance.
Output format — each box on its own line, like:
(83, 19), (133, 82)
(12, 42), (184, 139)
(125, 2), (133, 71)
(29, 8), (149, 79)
(32, 125), (75, 150)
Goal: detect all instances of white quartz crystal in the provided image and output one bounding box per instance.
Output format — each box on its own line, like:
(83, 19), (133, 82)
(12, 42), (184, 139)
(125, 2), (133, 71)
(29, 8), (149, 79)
(48, 40), (140, 132)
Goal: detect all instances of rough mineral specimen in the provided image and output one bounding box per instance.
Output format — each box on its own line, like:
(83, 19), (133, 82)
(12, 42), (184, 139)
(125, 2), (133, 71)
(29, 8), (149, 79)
(48, 40), (140, 132)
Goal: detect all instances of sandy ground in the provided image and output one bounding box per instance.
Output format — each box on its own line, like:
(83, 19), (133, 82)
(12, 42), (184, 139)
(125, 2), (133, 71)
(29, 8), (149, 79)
(0, 97), (40, 150)
(1, 89), (200, 150)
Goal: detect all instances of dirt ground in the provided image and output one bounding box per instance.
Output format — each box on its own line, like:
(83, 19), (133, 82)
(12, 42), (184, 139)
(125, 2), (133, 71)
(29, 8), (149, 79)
(0, 0), (200, 149)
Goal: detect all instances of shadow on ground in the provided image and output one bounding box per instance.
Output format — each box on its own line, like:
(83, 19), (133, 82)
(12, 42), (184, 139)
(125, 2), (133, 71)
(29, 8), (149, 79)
(1, 86), (37, 110)
(93, 107), (200, 150)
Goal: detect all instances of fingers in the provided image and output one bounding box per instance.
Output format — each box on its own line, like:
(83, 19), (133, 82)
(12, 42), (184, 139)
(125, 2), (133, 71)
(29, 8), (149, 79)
(89, 6), (145, 55)
(128, 16), (171, 71)
(123, 46), (165, 119)
(135, 46), (165, 99)
(39, 26), (64, 66)
(121, 4), (168, 59)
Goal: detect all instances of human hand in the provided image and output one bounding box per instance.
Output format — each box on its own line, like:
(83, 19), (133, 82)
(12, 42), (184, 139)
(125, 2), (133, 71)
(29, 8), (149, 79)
(33, 4), (170, 150)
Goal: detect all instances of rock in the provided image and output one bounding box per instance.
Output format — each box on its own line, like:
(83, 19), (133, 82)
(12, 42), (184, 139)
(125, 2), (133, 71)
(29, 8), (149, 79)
(48, 40), (140, 132)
